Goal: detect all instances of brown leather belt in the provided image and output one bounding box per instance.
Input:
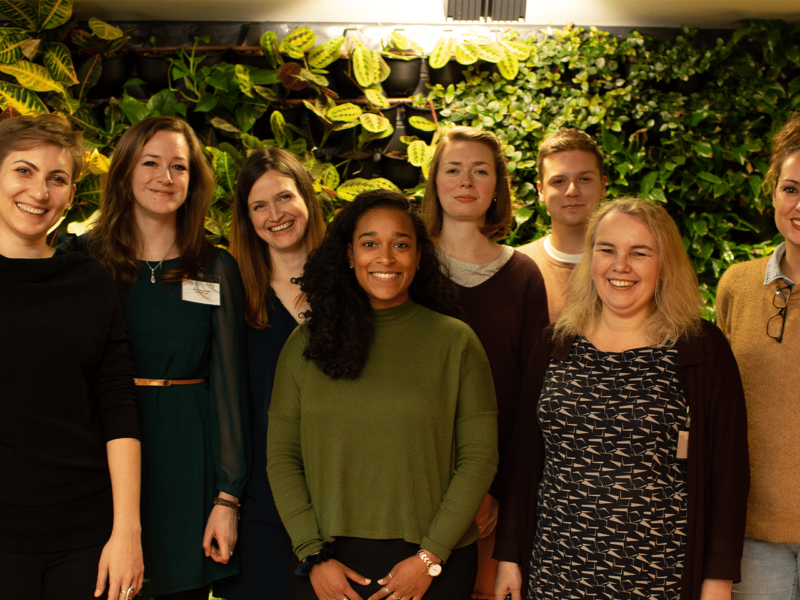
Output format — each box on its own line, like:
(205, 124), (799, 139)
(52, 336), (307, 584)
(133, 378), (207, 387)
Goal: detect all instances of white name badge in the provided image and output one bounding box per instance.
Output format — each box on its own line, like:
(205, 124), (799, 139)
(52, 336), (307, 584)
(182, 278), (221, 305)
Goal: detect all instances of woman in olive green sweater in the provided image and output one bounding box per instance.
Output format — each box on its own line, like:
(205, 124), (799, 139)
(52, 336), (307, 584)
(267, 190), (498, 600)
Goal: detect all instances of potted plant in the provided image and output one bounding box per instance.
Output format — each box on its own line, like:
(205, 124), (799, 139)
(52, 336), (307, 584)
(330, 32), (391, 109)
(380, 134), (422, 190)
(380, 30), (423, 98)
(71, 18), (137, 98)
(134, 25), (175, 92)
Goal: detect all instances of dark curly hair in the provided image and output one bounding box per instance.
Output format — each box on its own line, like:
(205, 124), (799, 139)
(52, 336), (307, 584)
(302, 189), (461, 379)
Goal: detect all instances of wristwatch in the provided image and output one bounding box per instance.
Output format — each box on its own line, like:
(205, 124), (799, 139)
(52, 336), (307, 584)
(417, 550), (442, 576)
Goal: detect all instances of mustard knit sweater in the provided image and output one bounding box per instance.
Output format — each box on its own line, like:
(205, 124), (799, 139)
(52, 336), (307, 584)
(717, 257), (800, 543)
(267, 300), (499, 562)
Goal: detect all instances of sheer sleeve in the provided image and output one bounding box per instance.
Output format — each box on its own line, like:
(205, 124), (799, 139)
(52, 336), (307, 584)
(208, 249), (250, 498)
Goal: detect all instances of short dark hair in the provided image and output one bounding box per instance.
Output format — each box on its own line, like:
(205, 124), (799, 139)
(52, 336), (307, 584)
(537, 128), (605, 180)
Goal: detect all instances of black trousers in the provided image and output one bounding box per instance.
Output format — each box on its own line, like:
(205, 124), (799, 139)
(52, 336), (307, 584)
(288, 538), (478, 600)
(0, 543), (107, 600)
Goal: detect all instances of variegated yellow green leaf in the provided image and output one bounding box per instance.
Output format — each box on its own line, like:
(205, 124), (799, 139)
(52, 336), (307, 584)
(67, 209), (100, 234)
(234, 64), (254, 97)
(428, 37), (454, 69)
(299, 68), (328, 87)
(316, 162), (339, 190)
(288, 137), (307, 155)
(327, 102), (362, 122)
(209, 117), (242, 134)
(364, 87), (389, 108)
(408, 116), (437, 132)
(359, 112), (390, 133)
(75, 54), (101, 99)
(283, 27), (315, 53)
(44, 43), (78, 84)
(259, 31), (281, 69)
(332, 120), (360, 132)
(47, 93), (79, 115)
(303, 99), (328, 121)
(87, 149), (111, 175)
(478, 44), (504, 64)
(0, 61), (62, 92)
(0, 81), (46, 115)
(351, 42), (374, 88)
(407, 140), (433, 167)
(337, 177), (400, 201)
(279, 39), (304, 60)
(88, 17), (122, 40)
(0, 28), (28, 63)
(496, 47), (519, 80)
(308, 36), (343, 69)
(0, 0), (37, 30)
(39, 0), (73, 31)
(374, 51), (389, 83)
(501, 40), (531, 61)
(390, 31), (409, 51)
(454, 41), (480, 65)
(213, 150), (238, 193)
(271, 110), (288, 148)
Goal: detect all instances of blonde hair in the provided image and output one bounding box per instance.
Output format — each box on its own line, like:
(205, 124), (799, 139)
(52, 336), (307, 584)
(555, 198), (702, 347)
(421, 126), (513, 240)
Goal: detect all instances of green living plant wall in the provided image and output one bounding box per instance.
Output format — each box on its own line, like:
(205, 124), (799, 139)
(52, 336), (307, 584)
(433, 21), (800, 318)
(0, 10), (796, 318)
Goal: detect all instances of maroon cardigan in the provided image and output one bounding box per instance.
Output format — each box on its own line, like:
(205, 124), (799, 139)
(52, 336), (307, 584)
(493, 320), (750, 600)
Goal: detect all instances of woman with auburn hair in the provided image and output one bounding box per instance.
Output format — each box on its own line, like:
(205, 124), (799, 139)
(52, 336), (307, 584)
(267, 190), (498, 600)
(421, 126), (548, 600)
(494, 198), (749, 600)
(71, 116), (249, 599)
(0, 114), (143, 600)
(214, 148), (325, 600)
(716, 113), (800, 600)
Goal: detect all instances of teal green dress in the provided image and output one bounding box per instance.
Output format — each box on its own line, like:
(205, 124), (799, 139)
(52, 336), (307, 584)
(123, 249), (249, 596)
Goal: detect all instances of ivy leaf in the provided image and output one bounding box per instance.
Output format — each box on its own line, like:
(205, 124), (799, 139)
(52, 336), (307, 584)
(697, 171), (722, 185)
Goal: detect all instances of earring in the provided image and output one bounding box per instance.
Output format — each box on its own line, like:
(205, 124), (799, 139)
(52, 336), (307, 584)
(416, 266), (420, 271)
(492, 198), (497, 203)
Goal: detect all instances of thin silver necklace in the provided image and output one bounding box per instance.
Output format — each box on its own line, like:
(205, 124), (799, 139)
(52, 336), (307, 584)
(144, 239), (176, 284)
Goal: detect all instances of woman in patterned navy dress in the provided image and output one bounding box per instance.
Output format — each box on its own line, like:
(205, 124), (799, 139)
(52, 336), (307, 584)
(493, 198), (749, 600)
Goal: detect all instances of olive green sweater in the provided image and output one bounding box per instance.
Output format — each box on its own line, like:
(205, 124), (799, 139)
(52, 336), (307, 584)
(717, 256), (800, 543)
(267, 300), (498, 562)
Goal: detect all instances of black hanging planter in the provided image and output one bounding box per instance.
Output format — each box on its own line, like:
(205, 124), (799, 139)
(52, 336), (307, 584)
(380, 151), (421, 190)
(87, 51), (132, 99)
(426, 58), (466, 88)
(329, 57), (363, 99)
(134, 48), (175, 92)
(382, 57), (422, 98)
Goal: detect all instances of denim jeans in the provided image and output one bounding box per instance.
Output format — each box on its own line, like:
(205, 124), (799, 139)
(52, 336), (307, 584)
(732, 537), (800, 600)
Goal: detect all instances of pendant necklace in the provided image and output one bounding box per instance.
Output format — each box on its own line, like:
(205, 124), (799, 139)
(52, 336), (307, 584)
(144, 239), (176, 284)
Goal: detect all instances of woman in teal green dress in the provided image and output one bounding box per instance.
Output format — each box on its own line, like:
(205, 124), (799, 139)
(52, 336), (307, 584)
(80, 116), (249, 599)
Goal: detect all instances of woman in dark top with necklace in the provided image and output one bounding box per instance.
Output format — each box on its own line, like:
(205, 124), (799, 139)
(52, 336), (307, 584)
(214, 148), (325, 600)
(0, 115), (143, 600)
(494, 198), (749, 600)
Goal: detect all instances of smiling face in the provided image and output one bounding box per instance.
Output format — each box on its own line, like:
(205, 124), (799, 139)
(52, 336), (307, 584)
(538, 149), (606, 229)
(248, 170), (309, 256)
(773, 151), (800, 249)
(130, 130), (190, 224)
(0, 144), (75, 256)
(435, 140), (497, 228)
(349, 207), (421, 310)
(592, 210), (659, 323)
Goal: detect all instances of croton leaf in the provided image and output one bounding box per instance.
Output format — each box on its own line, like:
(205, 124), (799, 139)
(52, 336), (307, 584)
(0, 81), (47, 115)
(0, 61), (63, 93)
(38, 0), (73, 31)
(88, 17), (123, 40)
(44, 42), (78, 84)
(0, 0), (37, 30)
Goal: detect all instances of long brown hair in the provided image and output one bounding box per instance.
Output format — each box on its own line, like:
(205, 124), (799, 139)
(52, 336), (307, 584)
(86, 116), (216, 291)
(421, 126), (513, 240)
(555, 198), (702, 347)
(229, 148), (325, 329)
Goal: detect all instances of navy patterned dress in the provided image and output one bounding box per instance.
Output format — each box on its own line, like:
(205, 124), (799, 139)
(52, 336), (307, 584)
(529, 337), (689, 600)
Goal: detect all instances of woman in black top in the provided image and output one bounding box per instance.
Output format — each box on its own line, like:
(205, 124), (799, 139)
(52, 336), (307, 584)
(214, 148), (325, 600)
(0, 115), (143, 600)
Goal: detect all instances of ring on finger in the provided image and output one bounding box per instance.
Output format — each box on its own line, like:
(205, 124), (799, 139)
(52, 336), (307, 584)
(123, 586), (136, 600)
(388, 573), (394, 579)
(392, 596), (401, 600)
(384, 586), (391, 593)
